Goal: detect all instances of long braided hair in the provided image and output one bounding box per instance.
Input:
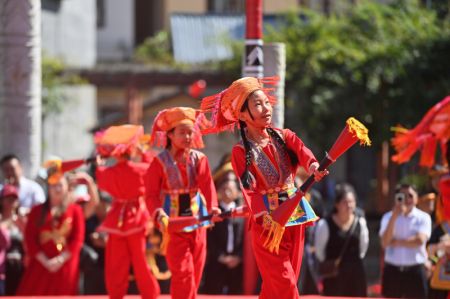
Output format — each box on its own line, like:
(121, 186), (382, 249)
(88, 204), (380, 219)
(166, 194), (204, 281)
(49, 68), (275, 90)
(238, 93), (299, 189)
(165, 128), (174, 149)
(238, 119), (255, 189)
(266, 127), (299, 168)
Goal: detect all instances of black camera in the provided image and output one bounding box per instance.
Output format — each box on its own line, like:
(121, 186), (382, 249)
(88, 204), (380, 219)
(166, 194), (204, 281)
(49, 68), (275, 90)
(395, 193), (405, 203)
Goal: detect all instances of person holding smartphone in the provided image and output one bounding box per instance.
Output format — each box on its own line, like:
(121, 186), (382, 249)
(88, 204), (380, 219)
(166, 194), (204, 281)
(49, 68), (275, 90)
(379, 183), (432, 298)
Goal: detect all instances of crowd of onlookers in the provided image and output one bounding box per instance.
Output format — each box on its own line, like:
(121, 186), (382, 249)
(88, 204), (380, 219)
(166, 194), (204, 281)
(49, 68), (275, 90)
(0, 152), (449, 298)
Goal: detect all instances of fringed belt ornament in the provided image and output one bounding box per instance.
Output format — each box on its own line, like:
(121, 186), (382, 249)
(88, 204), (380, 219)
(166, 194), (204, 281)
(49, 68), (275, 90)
(261, 213), (285, 254)
(159, 215), (170, 256)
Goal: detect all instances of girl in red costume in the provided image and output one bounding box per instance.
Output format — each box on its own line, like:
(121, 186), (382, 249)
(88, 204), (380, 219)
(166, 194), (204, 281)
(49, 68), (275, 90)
(201, 77), (328, 299)
(95, 125), (159, 299)
(146, 107), (219, 299)
(17, 161), (85, 295)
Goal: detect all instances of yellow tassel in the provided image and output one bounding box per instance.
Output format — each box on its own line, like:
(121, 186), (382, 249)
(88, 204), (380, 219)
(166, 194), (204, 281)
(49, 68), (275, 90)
(346, 117), (372, 146)
(261, 214), (285, 254)
(147, 254), (172, 280)
(159, 216), (170, 256)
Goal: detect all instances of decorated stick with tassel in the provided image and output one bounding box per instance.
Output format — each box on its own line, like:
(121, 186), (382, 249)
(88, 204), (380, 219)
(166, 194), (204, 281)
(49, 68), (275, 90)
(262, 117), (371, 254)
(167, 206), (250, 234)
(158, 206), (250, 255)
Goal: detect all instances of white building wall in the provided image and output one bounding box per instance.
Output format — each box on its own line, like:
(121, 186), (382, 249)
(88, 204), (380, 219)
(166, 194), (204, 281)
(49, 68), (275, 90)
(41, 0), (96, 68)
(42, 85), (97, 161)
(97, 0), (135, 61)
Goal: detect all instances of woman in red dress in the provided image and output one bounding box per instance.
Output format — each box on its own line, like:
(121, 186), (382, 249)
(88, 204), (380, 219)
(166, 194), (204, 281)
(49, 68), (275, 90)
(146, 107), (219, 299)
(16, 164), (85, 295)
(95, 124), (160, 299)
(201, 77), (328, 299)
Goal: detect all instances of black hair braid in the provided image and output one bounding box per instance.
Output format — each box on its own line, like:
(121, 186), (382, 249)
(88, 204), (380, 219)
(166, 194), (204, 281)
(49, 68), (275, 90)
(239, 120), (254, 189)
(266, 127), (299, 168)
(165, 128), (174, 149)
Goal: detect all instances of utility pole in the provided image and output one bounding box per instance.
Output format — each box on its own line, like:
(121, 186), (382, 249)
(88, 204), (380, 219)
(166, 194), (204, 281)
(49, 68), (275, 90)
(243, 0), (263, 78)
(0, 0), (42, 177)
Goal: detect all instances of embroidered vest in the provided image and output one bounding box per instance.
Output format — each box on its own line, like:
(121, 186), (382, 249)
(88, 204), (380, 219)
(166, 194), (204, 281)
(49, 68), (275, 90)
(240, 131), (318, 226)
(156, 150), (210, 231)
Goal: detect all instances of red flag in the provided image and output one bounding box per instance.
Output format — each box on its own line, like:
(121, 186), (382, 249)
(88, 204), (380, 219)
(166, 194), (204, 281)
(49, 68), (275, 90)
(392, 96), (450, 167)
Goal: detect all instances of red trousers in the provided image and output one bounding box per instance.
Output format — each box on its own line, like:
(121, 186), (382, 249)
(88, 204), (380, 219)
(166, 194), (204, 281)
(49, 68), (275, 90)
(166, 228), (207, 299)
(251, 223), (305, 299)
(105, 231), (160, 299)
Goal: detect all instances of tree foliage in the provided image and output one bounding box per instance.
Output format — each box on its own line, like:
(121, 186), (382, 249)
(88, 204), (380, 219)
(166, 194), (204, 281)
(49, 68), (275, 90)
(134, 31), (176, 66)
(42, 54), (85, 116)
(266, 0), (450, 149)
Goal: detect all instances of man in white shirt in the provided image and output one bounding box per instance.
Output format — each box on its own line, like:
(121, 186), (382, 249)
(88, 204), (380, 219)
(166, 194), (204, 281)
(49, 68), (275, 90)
(0, 154), (45, 211)
(379, 183), (432, 299)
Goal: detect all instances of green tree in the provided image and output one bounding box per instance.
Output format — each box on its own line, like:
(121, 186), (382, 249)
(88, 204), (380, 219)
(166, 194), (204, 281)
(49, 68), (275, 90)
(134, 31), (175, 66)
(42, 55), (84, 116)
(266, 0), (450, 149)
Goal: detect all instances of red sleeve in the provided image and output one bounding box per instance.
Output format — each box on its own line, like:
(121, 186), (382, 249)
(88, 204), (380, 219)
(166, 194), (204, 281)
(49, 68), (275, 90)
(145, 159), (164, 218)
(95, 166), (112, 193)
(231, 145), (246, 183)
(24, 206), (42, 257)
(66, 204), (85, 255)
(197, 155), (218, 212)
(283, 129), (318, 172)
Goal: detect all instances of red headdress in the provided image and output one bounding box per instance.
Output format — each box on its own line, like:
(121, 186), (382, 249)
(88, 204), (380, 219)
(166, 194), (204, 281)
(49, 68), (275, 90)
(391, 95), (450, 168)
(95, 125), (144, 157)
(200, 77), (278, 134)
(150, 107), (209, 149)
(43, 158), (86, 185)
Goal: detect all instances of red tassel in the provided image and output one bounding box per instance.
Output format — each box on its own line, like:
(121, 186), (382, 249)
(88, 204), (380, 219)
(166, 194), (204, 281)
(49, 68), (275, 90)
(60, 159), (85, 173)
(419, 137), (437, 167)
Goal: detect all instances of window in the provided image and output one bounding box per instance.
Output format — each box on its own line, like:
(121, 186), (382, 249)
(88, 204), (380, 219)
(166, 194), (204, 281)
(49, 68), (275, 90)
(208, 0), (245, 13)
(97, 0), (106, 29)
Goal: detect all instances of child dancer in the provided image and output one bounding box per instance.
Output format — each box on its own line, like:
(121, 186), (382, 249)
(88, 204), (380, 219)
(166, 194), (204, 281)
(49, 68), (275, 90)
(95, 125), (160, 299)
(146, 107), (219, 299)
(201, 77), (327, 299)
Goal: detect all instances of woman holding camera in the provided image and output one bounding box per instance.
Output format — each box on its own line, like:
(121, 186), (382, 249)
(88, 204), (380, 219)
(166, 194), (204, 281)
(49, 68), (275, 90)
(314, 183), (369, 296)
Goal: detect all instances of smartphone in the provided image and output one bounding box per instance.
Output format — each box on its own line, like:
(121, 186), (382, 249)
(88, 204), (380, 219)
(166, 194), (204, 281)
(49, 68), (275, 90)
(395, 193), (405, 203)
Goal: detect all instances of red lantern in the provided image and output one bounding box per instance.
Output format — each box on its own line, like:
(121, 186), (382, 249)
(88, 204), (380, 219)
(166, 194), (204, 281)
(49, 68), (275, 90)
(188, 80), (206, 98)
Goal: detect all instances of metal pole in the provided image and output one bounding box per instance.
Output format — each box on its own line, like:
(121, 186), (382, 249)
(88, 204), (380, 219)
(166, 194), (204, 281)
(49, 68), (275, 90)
(0, 0), (42, 177)
(263, 43), (286, 128)
(243, 0), (263, 78)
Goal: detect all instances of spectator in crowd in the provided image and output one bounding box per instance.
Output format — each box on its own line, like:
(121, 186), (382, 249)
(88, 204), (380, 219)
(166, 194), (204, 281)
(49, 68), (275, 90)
(203, 157), (244, 295)
(314, 183), (369, 297)
(0, 217), (10, 295)
(81, 192), (111, 294)
(0, 154), (45, 211)
(379, 183), (432, 299)
(16, 166), (85, 295)
(0, 185), (25, 295)
(68, 172), (100, 219)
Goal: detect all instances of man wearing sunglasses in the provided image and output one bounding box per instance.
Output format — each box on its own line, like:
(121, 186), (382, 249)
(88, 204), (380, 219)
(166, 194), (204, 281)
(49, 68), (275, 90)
(379, 183), (432, 298)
